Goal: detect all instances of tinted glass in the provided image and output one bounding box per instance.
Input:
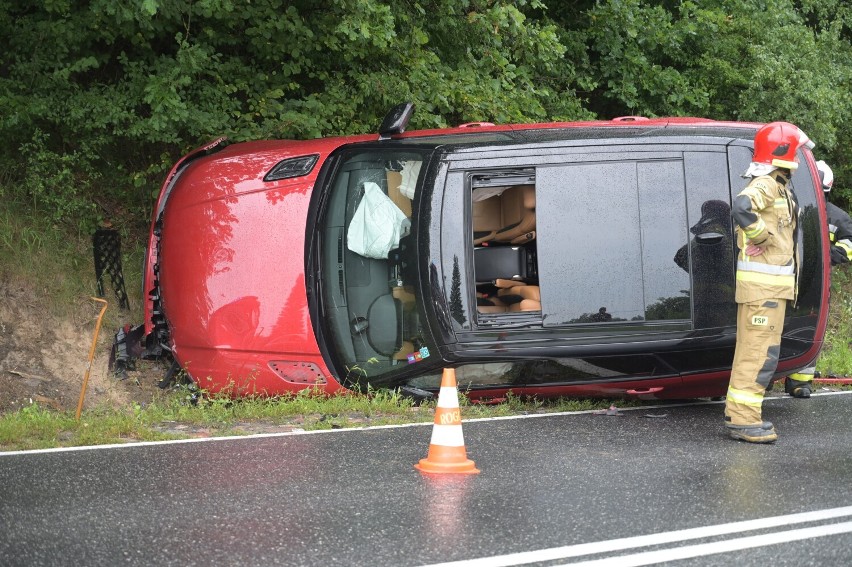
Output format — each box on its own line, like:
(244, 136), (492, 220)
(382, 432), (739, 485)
(681, 151), (736, 329)
(638, 161), (691, 321)
(441, 170), (475, 331)
(536, 160), (689, 325)
(789, 150), (824, 319)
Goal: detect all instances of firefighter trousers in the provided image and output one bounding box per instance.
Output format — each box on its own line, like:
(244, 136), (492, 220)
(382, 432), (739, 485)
(787, 366), (815, 394)
(725, 299), (787, 426)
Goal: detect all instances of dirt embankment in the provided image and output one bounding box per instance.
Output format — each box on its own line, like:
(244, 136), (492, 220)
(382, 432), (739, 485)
(0, 280), (162, 415)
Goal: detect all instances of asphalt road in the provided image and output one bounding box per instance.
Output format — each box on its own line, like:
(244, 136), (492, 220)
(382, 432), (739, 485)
(1, 391), (851, 567)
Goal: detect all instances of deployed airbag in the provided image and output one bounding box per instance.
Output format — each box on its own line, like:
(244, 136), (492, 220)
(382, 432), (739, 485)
(348, 182), (410, 259)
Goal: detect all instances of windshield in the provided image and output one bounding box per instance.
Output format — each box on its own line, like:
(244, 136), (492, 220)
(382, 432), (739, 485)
(317, 148), (436, 388)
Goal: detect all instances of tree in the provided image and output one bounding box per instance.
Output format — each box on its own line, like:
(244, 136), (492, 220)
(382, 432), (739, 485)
(2, 0), (852, 227)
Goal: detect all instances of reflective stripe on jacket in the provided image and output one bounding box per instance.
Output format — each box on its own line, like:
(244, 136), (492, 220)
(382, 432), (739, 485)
(732, 170), (798, 303)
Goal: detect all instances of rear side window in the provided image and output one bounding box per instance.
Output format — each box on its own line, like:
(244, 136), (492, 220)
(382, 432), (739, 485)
(682, 151), (736, 329)
(535, 160), (690, 325)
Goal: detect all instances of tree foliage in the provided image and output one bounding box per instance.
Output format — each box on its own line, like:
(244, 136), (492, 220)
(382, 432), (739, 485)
(1, 0), (851, 230)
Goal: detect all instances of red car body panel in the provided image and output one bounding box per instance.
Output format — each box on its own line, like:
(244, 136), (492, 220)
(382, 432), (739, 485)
(148, 137), (370, 394)
(142, 116), (829, 400)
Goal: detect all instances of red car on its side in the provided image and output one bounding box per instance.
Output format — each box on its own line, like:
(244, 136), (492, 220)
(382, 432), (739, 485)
(134, 103), (829, 401)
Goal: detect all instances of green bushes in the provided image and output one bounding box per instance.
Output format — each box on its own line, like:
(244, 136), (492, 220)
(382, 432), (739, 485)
(3, 1), (851, 232)
(17, 130), (101, 233)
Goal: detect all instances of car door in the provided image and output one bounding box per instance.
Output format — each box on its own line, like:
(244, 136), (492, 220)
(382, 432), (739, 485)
(535, 156), (691, 327)
(455, 138), (754, 355)
(436, 142), (695, 386)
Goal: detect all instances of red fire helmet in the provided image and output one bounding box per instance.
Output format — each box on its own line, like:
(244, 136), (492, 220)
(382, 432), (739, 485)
(752, 121), (814, 170)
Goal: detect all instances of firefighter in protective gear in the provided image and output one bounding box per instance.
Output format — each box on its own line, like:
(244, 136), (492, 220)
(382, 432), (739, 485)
(726, 121), (813, 443)
(820, 160), (852, 266)
(785, 160), (852, 397)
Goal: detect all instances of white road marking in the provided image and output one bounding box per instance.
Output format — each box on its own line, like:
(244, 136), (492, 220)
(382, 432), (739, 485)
(0, 402), (682, 456)
(558, 520), (852, 566)
(1, 390), (850, 456)
(419, 506), (852, 567)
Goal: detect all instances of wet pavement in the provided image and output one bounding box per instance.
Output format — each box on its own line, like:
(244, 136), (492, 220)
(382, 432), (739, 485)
(1, 391), (851, 566)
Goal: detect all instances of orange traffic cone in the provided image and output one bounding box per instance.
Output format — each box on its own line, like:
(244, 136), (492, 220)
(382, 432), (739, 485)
(415, 368), (480, 475)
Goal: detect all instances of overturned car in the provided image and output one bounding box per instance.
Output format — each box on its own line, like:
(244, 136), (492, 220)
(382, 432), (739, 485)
(131, 104), (829, 401)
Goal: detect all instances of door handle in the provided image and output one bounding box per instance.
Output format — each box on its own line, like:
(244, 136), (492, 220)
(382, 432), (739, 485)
(626, 387), (664, 395)
(695, 232), (724, 245)
(470, 397), (507, 405)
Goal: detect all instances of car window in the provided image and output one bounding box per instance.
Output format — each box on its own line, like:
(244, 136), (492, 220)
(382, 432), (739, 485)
(535, 159), (690, 325)
(785, 147), (823, 320)
(682, 151), (736, 329)
(318, 149), (436, 387)
(469, 169), (541, 318)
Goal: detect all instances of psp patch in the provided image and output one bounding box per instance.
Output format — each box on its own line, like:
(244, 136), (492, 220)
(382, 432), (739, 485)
(751, 315), (769, 326)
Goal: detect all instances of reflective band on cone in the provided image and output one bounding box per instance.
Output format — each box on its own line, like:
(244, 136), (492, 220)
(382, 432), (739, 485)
(415, 368), (480, 475)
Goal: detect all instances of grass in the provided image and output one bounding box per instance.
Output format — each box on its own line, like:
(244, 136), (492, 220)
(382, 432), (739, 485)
(0, 387), (626, 452)
(0, 200), (146, 329)
(816, 263), (852, 377)
(0, 205), (88, 316)
(3, 198), (852, 452)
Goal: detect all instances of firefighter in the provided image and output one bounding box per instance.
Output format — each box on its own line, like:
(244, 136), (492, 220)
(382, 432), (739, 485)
(784, 160), (852, 397)
(725, 121), (813, 443)
(820, 160), (852, 266)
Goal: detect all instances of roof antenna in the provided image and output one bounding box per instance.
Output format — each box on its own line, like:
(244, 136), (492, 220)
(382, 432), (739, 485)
(378, 102), (415, 141)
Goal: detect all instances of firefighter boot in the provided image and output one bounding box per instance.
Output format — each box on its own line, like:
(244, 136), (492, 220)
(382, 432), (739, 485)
(726, 421), (778, 444)
(785, 372), (814, 399)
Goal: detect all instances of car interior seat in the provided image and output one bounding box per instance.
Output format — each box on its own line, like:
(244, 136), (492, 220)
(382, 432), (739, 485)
(493, 185), (536, 244)
(472, 184), (536, 245)
(472, 194), (502, 245)
(476, 279), (541, 313)
(495, 279), (541, 311)
(476, 293), (508, 313)
(474, 245), (530, 283)
(472, 184), (539, 313)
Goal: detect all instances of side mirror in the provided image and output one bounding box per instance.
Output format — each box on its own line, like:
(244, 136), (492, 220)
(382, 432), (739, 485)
(695, 232), (725, 245)
(378, 102), (415, 141)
